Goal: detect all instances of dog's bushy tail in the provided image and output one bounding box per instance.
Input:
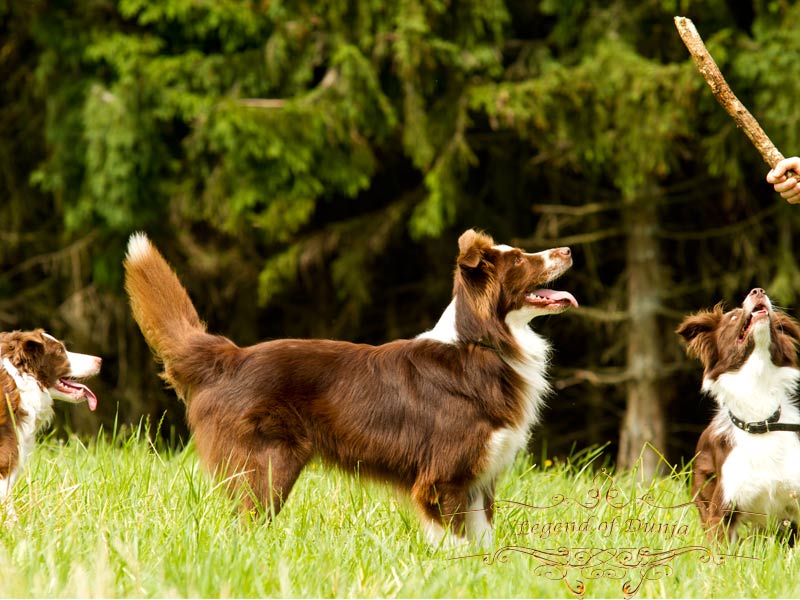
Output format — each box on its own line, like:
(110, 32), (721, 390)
(124, 233), (236, 401)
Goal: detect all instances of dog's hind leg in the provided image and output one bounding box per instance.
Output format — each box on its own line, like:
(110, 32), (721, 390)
(193, 414), (312, 518)
(242, 443), (311, 518)
(203, 437), (310, 519)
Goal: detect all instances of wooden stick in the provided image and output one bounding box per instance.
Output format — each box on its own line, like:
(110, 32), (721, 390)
(674, 17), (799, 186)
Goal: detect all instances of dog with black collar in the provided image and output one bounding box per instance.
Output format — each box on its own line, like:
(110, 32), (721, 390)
(677, 288), (800, 542)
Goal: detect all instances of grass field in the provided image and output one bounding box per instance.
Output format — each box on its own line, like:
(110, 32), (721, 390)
(0, 423), (797, 598)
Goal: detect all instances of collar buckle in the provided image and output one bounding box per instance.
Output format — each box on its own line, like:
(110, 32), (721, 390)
(729, 406), (781, 435)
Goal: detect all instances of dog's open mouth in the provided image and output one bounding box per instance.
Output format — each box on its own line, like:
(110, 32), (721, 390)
(739, 302), (770, 343)
(526, 289), (579, 311)
(55, 379), (98, 411)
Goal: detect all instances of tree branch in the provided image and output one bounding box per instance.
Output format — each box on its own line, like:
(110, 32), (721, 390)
(532, 202), (622, 217)
(572, 306), (628, 322)
(659, 203), (778, 240)
(5, 231), (100, 279)
(519, 227), (623, 248)
(553, 368), (631, 390)
(238, 69), (339, 110)
(237, 98), (286, 109)
(552, 362), (692, 390)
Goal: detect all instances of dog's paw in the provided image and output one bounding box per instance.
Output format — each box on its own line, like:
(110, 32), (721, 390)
(1, 504), (18, 525)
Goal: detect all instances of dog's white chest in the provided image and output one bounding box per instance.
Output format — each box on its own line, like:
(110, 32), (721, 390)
(478, 317), (551, 482)
(2, 358), (54, 466)
(722, 432), (800, 522)
(705, 351), (800, 522)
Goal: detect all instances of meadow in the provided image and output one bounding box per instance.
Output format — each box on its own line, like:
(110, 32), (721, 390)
(0, 423), (797, 598)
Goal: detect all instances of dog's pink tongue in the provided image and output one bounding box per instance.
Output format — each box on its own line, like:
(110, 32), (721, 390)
(74, 383), (97, 411)
(533, 289), (579, 308)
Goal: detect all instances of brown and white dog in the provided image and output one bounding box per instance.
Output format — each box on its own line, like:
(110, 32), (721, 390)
(0, 329), (101, 519)
(123, 229), (577, 545)
(677, 288), (800, 542)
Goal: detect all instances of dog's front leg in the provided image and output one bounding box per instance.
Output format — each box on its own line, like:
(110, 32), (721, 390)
(0, 472), (17, 523)
(0, 423), (19, 524)
(411, 479), (473, 548)
(464, 482), (495, 547)
(703, 508), (738, 544)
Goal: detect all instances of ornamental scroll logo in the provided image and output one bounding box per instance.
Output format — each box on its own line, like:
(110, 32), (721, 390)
(449, 469), (759, 598)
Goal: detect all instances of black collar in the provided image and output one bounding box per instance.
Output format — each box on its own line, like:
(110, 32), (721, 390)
(728, 406), (800, 433)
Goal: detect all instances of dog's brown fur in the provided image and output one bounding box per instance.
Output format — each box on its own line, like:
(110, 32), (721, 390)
(0, 329), (100, 516)
(0, 367), (22, 480)
(0, 330), (75, 480)
(124, 231), (574, 539)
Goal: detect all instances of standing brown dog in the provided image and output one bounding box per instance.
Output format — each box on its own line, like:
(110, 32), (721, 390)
(124, 230), (577, 545)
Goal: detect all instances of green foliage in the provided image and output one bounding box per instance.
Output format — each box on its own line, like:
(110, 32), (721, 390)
(739, 3), (800, 160)
(6, 0), (800, 459)
(26, 0), (509, 250)
(258, 244), (301, 306)
(470, 37), (698, 199)
(80, 83), (165, 232)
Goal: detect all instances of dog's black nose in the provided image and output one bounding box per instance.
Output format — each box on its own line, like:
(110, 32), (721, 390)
(750, 288), (766, 298)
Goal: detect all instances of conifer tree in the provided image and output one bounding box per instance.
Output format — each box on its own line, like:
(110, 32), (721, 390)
(3, 0), (800, 472)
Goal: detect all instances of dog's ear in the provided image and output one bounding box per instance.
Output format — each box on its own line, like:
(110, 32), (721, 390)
(21, 330), (46, 356)
(770, 310), (800, 366)
(457, 229), (494, 269)
(675, 310), (720, 343)
(676, 305), (723, 364)
(22, 339), (44, 356)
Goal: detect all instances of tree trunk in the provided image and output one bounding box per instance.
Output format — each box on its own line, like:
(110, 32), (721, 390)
(617, 190), (667, 478)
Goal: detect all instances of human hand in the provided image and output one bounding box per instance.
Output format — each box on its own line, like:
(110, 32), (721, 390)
(766, 156), (800, 204)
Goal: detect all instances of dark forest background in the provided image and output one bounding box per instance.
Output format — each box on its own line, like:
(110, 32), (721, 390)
(3, 0), (800, 476)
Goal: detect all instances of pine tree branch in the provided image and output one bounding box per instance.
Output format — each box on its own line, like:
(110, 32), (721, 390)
(239, 69), (339, 109)
(552, 363), (691, 390)
(532, 202), (622, 216)
(5, 231), (99, 279)
(659, 203), (778, 240)
(572, 306), (628, 322)
(237, 98), (286, 109)
(674, 17), (798, 179)
(553, 368), (631, 389)
(519, 228), (623, 247)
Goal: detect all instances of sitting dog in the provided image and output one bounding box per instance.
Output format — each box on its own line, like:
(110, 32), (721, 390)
(124, 230), (577, 545)
(677, 288), (800, 542)
(0, 329), (101, 519)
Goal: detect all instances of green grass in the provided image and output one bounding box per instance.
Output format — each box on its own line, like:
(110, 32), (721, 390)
(0, 426), (798, 598)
